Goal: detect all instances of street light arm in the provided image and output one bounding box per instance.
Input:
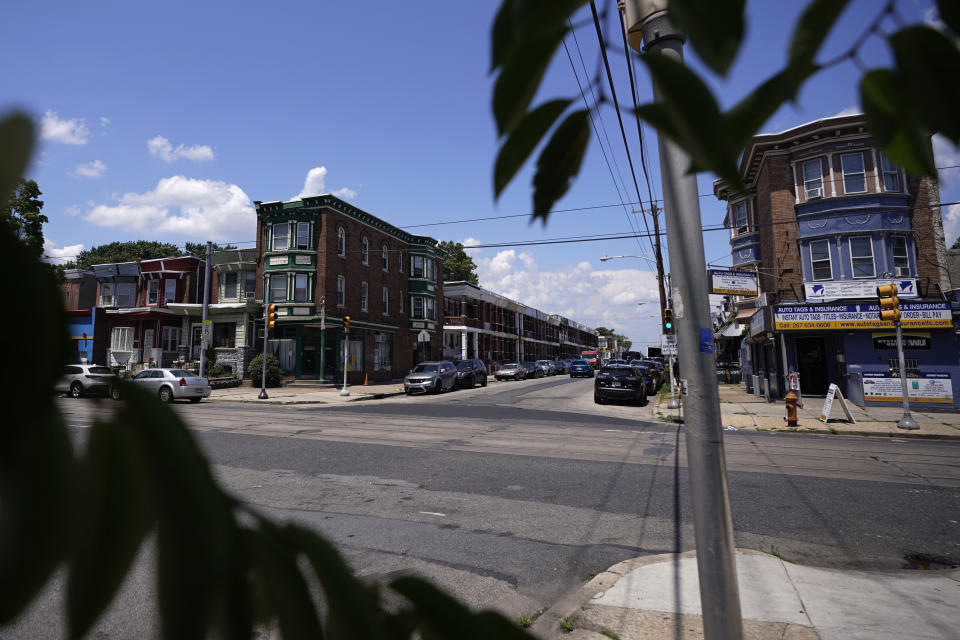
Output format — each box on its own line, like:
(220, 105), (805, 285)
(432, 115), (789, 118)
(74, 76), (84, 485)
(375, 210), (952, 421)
(600, 254), (658, 264)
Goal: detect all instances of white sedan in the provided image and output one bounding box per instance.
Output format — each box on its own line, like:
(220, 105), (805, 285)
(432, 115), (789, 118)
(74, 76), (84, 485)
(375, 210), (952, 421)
(127, 368), (212, 403)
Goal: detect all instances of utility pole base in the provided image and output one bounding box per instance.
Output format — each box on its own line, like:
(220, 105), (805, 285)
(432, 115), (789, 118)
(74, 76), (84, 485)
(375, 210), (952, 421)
(667, 399), (680, 409)
(897, 416), (919, 430)
(257, 389), (268, 400)
(339, 386), (350, 397)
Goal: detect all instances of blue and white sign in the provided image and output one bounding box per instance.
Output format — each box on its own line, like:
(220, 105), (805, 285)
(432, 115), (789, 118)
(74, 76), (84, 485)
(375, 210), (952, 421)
(710, 270), (758, 296)
(804, 278), (918, 302)
(774, 302), (952, 330)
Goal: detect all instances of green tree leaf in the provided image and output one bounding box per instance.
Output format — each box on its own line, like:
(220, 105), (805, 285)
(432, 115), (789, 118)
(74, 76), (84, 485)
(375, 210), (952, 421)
(532, 109), (590, 221)
(490, 0), (586, 72)
(786, 0), (850, 92)
(860, 69), (936, 175)
(0, 113), (33, 200)
(284, 524), (382, 639)
(939, 0), (960, 37)
(889, 26), (960, 143)
(668, 0), (746, 76)
(495, 98), (572, 198)
(67, 419), (154, 639)
(246, 528), (324, 640)
(438, 240), (480, 285)
(493, 26), (568, 136)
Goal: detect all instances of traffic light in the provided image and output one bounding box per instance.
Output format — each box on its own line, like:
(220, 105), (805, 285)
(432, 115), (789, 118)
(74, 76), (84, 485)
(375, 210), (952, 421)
(344, 316), (350, 333)
(663, 308), (674, 331)
(877, 284), (900, 323)
(267, 304), (278, 329)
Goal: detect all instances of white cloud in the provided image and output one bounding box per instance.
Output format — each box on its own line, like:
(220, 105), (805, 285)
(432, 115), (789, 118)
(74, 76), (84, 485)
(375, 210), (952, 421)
(470, 244), (664, 348)
(99, 116), (110, 129)
(43, 239), (84, 264)
(933, 134), (960, 192)
(40, 110), (90, 145)
(72, 159), (105, 178)
(943, 203), (960, 249)
(84, 176), (255, 241)
(147, 135), (215, 162)
(292, 166), (357, 201)
(65, 205), (82, 217)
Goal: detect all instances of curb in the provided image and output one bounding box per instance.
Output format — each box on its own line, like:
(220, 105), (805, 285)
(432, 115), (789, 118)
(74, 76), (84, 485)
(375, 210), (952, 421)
(744, 425), (960, 441)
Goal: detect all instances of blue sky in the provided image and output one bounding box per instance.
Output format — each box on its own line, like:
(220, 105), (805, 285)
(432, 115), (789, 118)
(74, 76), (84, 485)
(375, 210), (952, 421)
(2, 0), (955, 349)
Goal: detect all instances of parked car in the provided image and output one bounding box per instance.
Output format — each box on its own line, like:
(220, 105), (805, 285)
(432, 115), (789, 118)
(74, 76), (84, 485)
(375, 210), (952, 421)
(404, 361), (457, 394)
(535, 360), (557, 376)
(631, 359), (663, 390)
(569, 359), (594, 378)
(55, 364), (116, 398)
(632, 364), (658, 396)
(594, 365), (647, 405)
(552, 360), (569, 374)
(495, 363), (527, 381)
(127, 368), (211, 403)
(521, 361), (542, 378)
(641, 359), (665, 389)
(453, 359), (488, 389)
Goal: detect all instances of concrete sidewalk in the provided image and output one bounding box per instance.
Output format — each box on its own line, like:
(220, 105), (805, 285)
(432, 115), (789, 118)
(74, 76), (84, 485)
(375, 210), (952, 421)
(532, 549), (960, 639)
(657, 385), (960, 440)
(205, 379), (407, 404)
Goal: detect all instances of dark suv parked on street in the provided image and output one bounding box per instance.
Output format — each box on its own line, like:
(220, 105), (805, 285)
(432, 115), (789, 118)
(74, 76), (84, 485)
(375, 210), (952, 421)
(594, 364), (648, 405)
(453, 359), (488, 389)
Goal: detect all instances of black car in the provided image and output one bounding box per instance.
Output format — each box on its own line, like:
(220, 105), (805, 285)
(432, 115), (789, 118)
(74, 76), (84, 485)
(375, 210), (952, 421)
(453, 359), (488, 389)
(594, 365), (647, 405)
(521, 361), (542, 378)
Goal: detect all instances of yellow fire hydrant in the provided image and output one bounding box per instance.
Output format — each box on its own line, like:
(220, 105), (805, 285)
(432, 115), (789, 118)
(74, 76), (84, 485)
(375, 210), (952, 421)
(784, 389), (799, 427)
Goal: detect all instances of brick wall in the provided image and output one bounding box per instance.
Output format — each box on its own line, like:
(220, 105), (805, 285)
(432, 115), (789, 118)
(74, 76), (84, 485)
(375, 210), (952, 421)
(907, 173), (951, 291)
(756, 154), (804, 301)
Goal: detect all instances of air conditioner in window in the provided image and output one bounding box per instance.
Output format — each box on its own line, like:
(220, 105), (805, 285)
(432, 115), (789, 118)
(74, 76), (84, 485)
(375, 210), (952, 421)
(245, 293), (256, 302)
(805, 187), (822, 199)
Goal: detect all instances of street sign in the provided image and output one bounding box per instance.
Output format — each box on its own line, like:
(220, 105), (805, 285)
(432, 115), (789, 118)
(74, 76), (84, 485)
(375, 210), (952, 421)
(709, 269), (758, 296)
(819, 383), (855, 423)
(417, 329), (430, 342)
(661, 334), (677, 356)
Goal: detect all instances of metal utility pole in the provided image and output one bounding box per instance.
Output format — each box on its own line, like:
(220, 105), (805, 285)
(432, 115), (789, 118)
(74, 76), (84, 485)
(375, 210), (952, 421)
(879, 276), (918, 430)
(319, 296), (327, 384)
(258, 267), (269, 400)
(199, 241), (212, 378)
(340, 317), (350, 397)
(623, 2), (743, 638)
(894, 319), (918, 430)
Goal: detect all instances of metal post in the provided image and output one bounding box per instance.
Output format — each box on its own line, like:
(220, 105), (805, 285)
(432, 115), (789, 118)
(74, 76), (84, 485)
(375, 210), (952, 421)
(258, 267), (268, 400)
(635, 7), (743, 639)
(319, 296), (327, 383)
(340, 331), (350, 396)
(668, 353), (680, 409)
(199, 241), (212, 377)
(895, 320), (918, 430)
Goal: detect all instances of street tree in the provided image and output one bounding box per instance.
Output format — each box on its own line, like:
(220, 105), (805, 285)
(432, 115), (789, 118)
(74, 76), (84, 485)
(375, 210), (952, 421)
(68, 240), (184, 270)
(184, 241), (237, 257)
(2, 177), (46, 261)
(439, 240), (480, 285)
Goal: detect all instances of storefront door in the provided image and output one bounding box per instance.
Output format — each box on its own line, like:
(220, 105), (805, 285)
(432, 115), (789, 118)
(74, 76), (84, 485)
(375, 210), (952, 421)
(796, 336), (829, 395)
(301, 344), (318, 377)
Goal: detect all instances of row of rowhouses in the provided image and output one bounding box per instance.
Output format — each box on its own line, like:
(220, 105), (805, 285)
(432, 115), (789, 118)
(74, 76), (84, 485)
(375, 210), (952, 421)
(61, 195), (598, 382)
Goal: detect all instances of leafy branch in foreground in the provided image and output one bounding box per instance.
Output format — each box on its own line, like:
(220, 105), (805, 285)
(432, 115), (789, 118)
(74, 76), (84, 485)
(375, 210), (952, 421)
(491, 0), (960, 220)
(0, 113), (534, 639)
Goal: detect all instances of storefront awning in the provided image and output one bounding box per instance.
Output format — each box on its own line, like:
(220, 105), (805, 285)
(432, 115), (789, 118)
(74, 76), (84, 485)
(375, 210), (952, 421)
(735, 309), (756, 324)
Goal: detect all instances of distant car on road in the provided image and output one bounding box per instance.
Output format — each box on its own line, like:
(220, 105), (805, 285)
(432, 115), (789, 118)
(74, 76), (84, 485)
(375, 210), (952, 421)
(569, 359), (594, 378)
(594, 365), (647, 405)
(552, 360), (569, 374)
(521, 361), (542, 378)
(495, 363), (527, 381)
(55, 364), (116, 398)
(128, 368), (211, 403)
(404, 361), (458, 394)
(453, 359), (488, 389)
(535, 360), (557, 376)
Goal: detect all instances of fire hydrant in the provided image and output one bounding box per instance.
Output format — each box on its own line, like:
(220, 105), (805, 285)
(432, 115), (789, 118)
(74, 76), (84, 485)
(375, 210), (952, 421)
(784, 389), (800, 427)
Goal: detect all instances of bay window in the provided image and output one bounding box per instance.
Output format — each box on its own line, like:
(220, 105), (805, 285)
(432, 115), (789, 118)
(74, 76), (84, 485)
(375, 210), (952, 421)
(892, 236), (910, 276)
(733, 201), (748, 235)
(841, 152), (866, 193)
(272, 222), (289, 251)
(849, 236), (875, 278)
(802, 159), (823, 198)
(881, 154), (900, 192)
(810, 239), (832, 281)
(294, 273), (308, 302)
(296, 222), (310, 250)
(270, 274), (287, 302)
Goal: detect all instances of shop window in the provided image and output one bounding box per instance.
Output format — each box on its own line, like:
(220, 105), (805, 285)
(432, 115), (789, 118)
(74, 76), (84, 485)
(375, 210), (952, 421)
(802, 159), (823, 198)
(849, 236), (875, 278)
(892, 236), (910, 277)
(810, 239), (832, 281)
(841, 152), (866, 193)
(213, 322), (236, 348)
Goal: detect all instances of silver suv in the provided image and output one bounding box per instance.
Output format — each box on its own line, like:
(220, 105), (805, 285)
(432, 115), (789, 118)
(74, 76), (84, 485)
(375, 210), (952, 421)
(535, 360), (557, 376)
(404, 361), (457, 395)
(55, 364), (115, 398)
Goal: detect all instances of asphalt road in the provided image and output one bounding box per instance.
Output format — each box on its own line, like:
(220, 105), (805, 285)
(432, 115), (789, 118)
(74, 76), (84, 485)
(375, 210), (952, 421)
(8, 376), (960, 638)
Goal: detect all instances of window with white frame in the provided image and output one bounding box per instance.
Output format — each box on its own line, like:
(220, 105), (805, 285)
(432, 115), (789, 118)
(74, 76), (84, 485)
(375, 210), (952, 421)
(111, 326), (134, 352)
(117, 282), (135, 307)
(802, 159), (823, 198)
(426, 258), (435, 281)
(223, 272), (238, 299)
(413, 296), (424, 318)
(732, 201), (748, 234)
(337, 275), (345, 307)
(426, 297), (435, 320)
(272, 222), (289, 251)
(161, 326), (180, 352)
(269, 274), (287, 302)
(382, 244), (389, 271)
(880, 154), (900, 192)
(147, 280), (160, 305)
(382, 286), (389, 315)
(337, 227), (346, 257)
(809, 239), (832, 281)
(100, 282), (115, 306)
(361, 236), (369, 264)
(294, 273), (308, 302)
(163, 278), (176, 305)
(412, 255), (424, 278)
(841, 152), (866, 193)
(361, 281), (368, 311)
(296, 222), (310, 250)
(892, 236), (910, 276)
(849, 236), (875, 278)
(244, 271), (257, 298)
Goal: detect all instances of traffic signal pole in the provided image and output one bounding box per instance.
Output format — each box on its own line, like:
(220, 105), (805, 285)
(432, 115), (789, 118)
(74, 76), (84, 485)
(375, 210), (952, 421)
(895, 320), (918, 430)
(627, 4), (744, 638)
